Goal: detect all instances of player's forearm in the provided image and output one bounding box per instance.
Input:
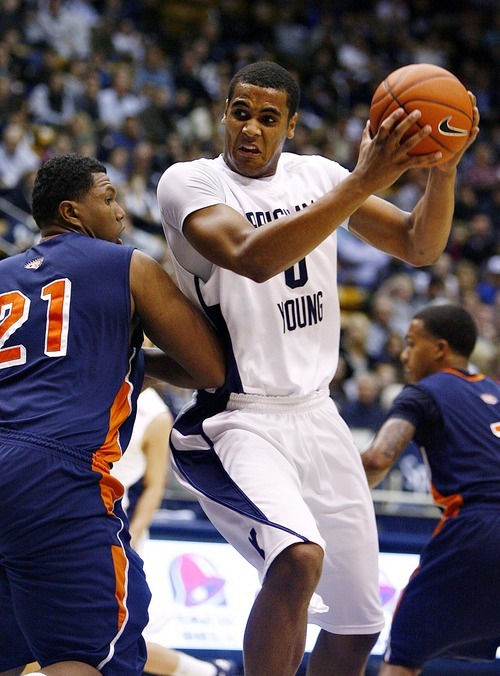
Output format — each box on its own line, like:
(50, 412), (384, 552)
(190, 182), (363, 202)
(407, 167), (457, 266)
(239, 173), (372, 282)
(143, 348), (216, 389)
(361, 418), (416, 489)
(129, 489), (164, 546)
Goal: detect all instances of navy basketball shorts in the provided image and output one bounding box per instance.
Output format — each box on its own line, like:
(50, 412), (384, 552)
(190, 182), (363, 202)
(0, 430), (151, 673)
(171, 390), (385, 635)
(384, 505), (500, 667)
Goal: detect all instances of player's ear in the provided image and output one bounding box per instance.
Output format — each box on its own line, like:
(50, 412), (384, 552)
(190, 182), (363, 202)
(58, 200), (79, 225)
(221, 99), (229, 125)
(435, 338), (449, 360)
(287, 112), (298, 139)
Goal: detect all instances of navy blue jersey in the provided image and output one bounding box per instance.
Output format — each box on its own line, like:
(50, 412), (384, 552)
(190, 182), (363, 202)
(0, 232), (144, 462)
(388, 369), (500, 512)
(385, 369), (500, 667)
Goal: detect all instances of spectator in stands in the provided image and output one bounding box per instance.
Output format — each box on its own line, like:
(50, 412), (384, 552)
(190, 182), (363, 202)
(28, 68), (76, 128)
(366, 294), (396, 362)
(461, 212), (497, 267)
(477, 255), (500, 306)
(74, 70), (101, 123)
(0, 122), (40, 190)
(97, 63), (146, 130)
(0, 74), (25, 126)
(455, 259), (480, 302)
(427, 252), (460, 302)
(462, 141), (498, 198)
(378, 272), (426, 338)
(337, 225), (391, 289)
(139, 84), (176, 148)
(103, 145), (130, 192)
(329, 353), (352, 411)
(135, 42), (175, 96)
(340, 372), (386, 450)
(341, 312), (376, 394)
(27, 0), (94, 60)
(111, 17), (145, 63)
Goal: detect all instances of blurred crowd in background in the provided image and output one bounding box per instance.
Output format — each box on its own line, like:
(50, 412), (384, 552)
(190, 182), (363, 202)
(0, 0), (498, 494)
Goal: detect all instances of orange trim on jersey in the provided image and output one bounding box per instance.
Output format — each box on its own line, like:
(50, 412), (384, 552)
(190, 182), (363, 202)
(98, 377), (134, 464)
(443, 367), (484, 382)
(92, 361), (134, 512)
(431, 484), (464, 535)
(111, 543), (129, 632)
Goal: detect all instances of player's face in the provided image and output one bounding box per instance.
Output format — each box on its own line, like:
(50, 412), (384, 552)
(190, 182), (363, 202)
(77, 172), (126, 243)
(222, 83), (297, 178)
(401, 319), (442, 383)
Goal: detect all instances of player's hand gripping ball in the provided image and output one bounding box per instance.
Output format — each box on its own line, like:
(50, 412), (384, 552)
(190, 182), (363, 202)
(369, 63), (473, 164)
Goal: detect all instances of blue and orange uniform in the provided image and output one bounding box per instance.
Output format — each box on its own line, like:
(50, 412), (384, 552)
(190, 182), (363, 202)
(0, 233), (150, 673)
(384, 368), (500, 668)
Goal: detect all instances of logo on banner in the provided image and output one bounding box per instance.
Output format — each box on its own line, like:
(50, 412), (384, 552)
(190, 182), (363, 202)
(379, 571), (397, 606)
(170, 553), (227, 606)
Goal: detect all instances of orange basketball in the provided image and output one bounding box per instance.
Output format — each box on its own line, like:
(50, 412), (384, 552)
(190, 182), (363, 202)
(369, 63), (473, 164)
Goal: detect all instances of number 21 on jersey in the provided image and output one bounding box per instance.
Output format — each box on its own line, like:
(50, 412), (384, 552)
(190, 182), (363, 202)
(0, 278), (71, 368)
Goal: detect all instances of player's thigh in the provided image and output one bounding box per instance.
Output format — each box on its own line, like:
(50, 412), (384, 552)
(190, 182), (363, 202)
(0, 561), (33, 671)
(7, 512), (149, 672)
(301, 409), (383, 634)
(195, 425), (326, 580)
(388, 509), (500, 665)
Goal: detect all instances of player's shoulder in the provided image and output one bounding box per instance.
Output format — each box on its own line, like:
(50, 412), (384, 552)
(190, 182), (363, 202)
(69, 232), (135, 259)
(158, 156), (221, 184)
(279, 152), (349, 178)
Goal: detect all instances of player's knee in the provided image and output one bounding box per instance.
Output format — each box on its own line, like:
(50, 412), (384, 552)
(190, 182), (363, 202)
(268, 542), (324, 592)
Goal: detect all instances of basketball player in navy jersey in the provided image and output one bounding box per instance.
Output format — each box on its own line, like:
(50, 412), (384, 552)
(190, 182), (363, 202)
(0, 155), (225, 675)
(156, 61), (480, 675)
(362, 304), (500, 674)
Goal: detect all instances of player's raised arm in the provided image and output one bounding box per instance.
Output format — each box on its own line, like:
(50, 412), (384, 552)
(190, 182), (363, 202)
(130, 249), (226, 389)
(349, 92), (480, 266)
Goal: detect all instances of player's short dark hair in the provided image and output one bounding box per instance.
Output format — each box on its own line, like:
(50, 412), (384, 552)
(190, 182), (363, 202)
(227, 61), (300, 118)
(32, 154), (107, 229)
(414, 304), (478, 357)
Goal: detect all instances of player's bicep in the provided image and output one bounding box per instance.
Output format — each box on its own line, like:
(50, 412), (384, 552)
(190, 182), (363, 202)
(183, 204), (255, 272)
(130, 250), (225, 386)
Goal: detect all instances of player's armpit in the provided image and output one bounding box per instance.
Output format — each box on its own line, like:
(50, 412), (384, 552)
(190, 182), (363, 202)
(130, 250), (226, 389)
(361, 417), (416, 488)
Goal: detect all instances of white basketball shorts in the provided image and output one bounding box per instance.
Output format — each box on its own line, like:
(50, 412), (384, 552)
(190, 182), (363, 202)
(170, 389), (384, 635)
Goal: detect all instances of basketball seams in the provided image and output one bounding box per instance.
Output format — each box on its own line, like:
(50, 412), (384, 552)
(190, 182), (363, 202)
(370, 64), (472, 161)
(386, 73), (457, 99)
(372, 73), (456, 105)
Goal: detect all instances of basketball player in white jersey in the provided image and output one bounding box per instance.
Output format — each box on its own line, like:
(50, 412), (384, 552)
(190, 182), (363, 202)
(156, 61), (479, 676)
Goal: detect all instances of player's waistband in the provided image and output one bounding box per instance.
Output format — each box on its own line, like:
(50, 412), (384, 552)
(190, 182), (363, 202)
(227, 389), (330, 413)
(0, 427), (109, 471)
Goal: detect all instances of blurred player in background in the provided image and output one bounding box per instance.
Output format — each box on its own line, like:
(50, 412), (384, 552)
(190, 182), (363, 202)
(0, 154), (225, 675)
(156, 60), (479, 676)
(362, 304), (500, 674)
(111, 383), (237, 676)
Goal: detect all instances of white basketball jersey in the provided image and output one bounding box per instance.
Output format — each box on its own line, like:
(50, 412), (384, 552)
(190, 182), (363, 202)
(157, 153), (351, 397)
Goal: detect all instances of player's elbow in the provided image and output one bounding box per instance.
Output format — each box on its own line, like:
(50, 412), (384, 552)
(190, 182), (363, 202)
(199, 362), (226, 390)
(232, 259), (277, 283)
(410, 251), (443, 267)
(362, 450), (393, 477)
